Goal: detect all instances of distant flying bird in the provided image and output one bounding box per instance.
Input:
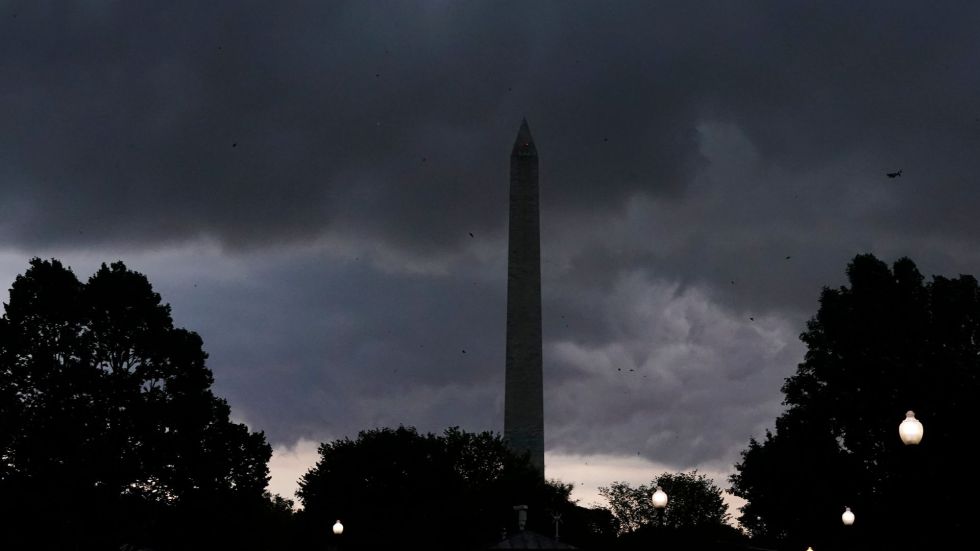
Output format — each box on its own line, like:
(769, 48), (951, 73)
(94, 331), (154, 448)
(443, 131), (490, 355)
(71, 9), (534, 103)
(887, 169), (902, 178)
(468, 232), (474, 238)
(785, 256), (792, 260)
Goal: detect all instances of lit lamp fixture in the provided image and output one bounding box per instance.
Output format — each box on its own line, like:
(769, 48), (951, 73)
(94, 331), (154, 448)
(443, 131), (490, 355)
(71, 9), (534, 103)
(651, 486), (668, 510)
(806, 547), (814, 551)
(899, 410), (924, 445)
(333, 520), (344, 535)
(842, 506), (855, 526)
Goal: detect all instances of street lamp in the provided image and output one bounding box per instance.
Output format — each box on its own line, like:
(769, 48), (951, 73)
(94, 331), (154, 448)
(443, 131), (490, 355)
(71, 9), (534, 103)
(899, 410), (923, 445)
(329, 520), (344, 551)
(841, 506), (855, 526)
(651, 486), (668, 510)
(651, 485), (668, 528)
(899, 410), (926, 548)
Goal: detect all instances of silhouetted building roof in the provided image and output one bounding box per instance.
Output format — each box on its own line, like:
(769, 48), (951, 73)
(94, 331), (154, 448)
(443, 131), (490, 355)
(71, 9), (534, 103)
(488, 530), (577, 549)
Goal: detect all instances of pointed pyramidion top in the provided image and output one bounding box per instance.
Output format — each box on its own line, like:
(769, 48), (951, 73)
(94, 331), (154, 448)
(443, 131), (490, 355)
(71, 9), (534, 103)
(511, 118), (537, 159)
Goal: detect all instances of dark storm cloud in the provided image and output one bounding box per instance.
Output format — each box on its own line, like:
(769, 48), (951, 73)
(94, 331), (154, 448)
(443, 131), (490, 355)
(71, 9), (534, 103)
(5, 2), (976, 254)
(144, 246), (510, 443)
(1, 1), (532, 250)
(4, 1), (980, 475)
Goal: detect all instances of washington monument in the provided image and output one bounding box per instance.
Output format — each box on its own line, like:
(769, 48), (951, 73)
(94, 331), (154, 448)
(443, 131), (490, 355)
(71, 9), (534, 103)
(504, 119), (544, 475)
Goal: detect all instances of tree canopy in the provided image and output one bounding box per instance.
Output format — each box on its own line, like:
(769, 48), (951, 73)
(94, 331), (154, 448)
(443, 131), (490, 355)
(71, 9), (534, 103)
(0, 258), (278, 550)
(730, 254), (980, 550)
(600, 471), (731, 534)
(296, 425), (615, 549)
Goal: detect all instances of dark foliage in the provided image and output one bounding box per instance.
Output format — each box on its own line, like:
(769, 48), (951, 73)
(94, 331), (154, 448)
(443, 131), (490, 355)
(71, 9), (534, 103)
(599, 471), (746, 550)
(600, 471), (731, 534)
(614, 523), (750, 551)
(0, 258), (282, 550)
(295, 425), (615, 549)
(730, 254), (980, 550)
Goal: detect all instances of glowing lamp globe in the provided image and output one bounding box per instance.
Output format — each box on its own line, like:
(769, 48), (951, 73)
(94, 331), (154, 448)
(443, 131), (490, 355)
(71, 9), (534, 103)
(899, 410), (923, 445)
(333, 520), (344, 535)
(651, 486), (668, 510)
(842, 506), (855, 526)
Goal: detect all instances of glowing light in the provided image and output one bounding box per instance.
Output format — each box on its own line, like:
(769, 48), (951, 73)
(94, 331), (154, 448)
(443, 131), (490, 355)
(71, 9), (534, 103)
(899, 410), (923, 445)
(651, 486), (668, 509)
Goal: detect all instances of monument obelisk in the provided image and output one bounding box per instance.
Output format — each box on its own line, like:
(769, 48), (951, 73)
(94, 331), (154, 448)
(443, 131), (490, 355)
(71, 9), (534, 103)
(504, 119), (544, 476)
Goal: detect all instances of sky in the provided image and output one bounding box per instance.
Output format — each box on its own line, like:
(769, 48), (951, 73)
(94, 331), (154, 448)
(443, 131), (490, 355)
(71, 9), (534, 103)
(3, 1), (980, 512)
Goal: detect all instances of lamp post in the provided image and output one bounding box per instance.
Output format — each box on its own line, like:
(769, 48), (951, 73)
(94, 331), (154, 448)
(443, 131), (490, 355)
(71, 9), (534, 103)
(898, 410), (925, 550)
(331, 519), (343, 551)
(840, 506), (856, 551)
(651, 485), (668, 528)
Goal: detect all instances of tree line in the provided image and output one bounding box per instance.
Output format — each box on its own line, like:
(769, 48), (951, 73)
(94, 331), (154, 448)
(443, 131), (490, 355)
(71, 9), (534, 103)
(0, 259), (287, 550)
(4, 254), (975, 550)
(730, 254), (980, 550)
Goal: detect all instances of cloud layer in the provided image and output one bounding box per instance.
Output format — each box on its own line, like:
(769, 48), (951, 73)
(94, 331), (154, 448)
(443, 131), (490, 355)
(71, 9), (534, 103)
(3, 1), (980, 500)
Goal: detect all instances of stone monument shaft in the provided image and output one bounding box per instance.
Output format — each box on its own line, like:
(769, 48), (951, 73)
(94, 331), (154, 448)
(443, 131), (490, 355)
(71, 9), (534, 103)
(504, 119), (544, 475)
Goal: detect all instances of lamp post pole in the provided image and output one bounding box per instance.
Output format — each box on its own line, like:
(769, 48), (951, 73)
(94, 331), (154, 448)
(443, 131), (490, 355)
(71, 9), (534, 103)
(898, 410), (923, 551)
(841, 506), (855, 551)
(651, 485), (668, 529)
(331, 519), (344, 551)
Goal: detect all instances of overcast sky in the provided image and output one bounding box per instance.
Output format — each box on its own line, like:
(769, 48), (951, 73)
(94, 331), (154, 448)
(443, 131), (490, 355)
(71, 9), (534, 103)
(3, 1), (980, 510)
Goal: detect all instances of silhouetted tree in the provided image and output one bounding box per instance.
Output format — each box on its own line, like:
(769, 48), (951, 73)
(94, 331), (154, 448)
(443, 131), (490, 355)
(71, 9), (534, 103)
(296, 426), (606, 549)
(600, 471), (731, 533)
(558, 504), (620, 549)
(730, 254), (980, 550)
(0, 259), (281, 550)
(601, 471), (743, 550)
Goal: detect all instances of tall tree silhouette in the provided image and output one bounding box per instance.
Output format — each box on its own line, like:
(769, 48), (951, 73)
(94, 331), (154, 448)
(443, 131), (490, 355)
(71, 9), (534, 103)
(600, 472), (743, 550)
(600, 471), (731, 534)
(730, 254), (980, 550)
(0, 259), (276, 550)
(296, 426), (610, 549)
